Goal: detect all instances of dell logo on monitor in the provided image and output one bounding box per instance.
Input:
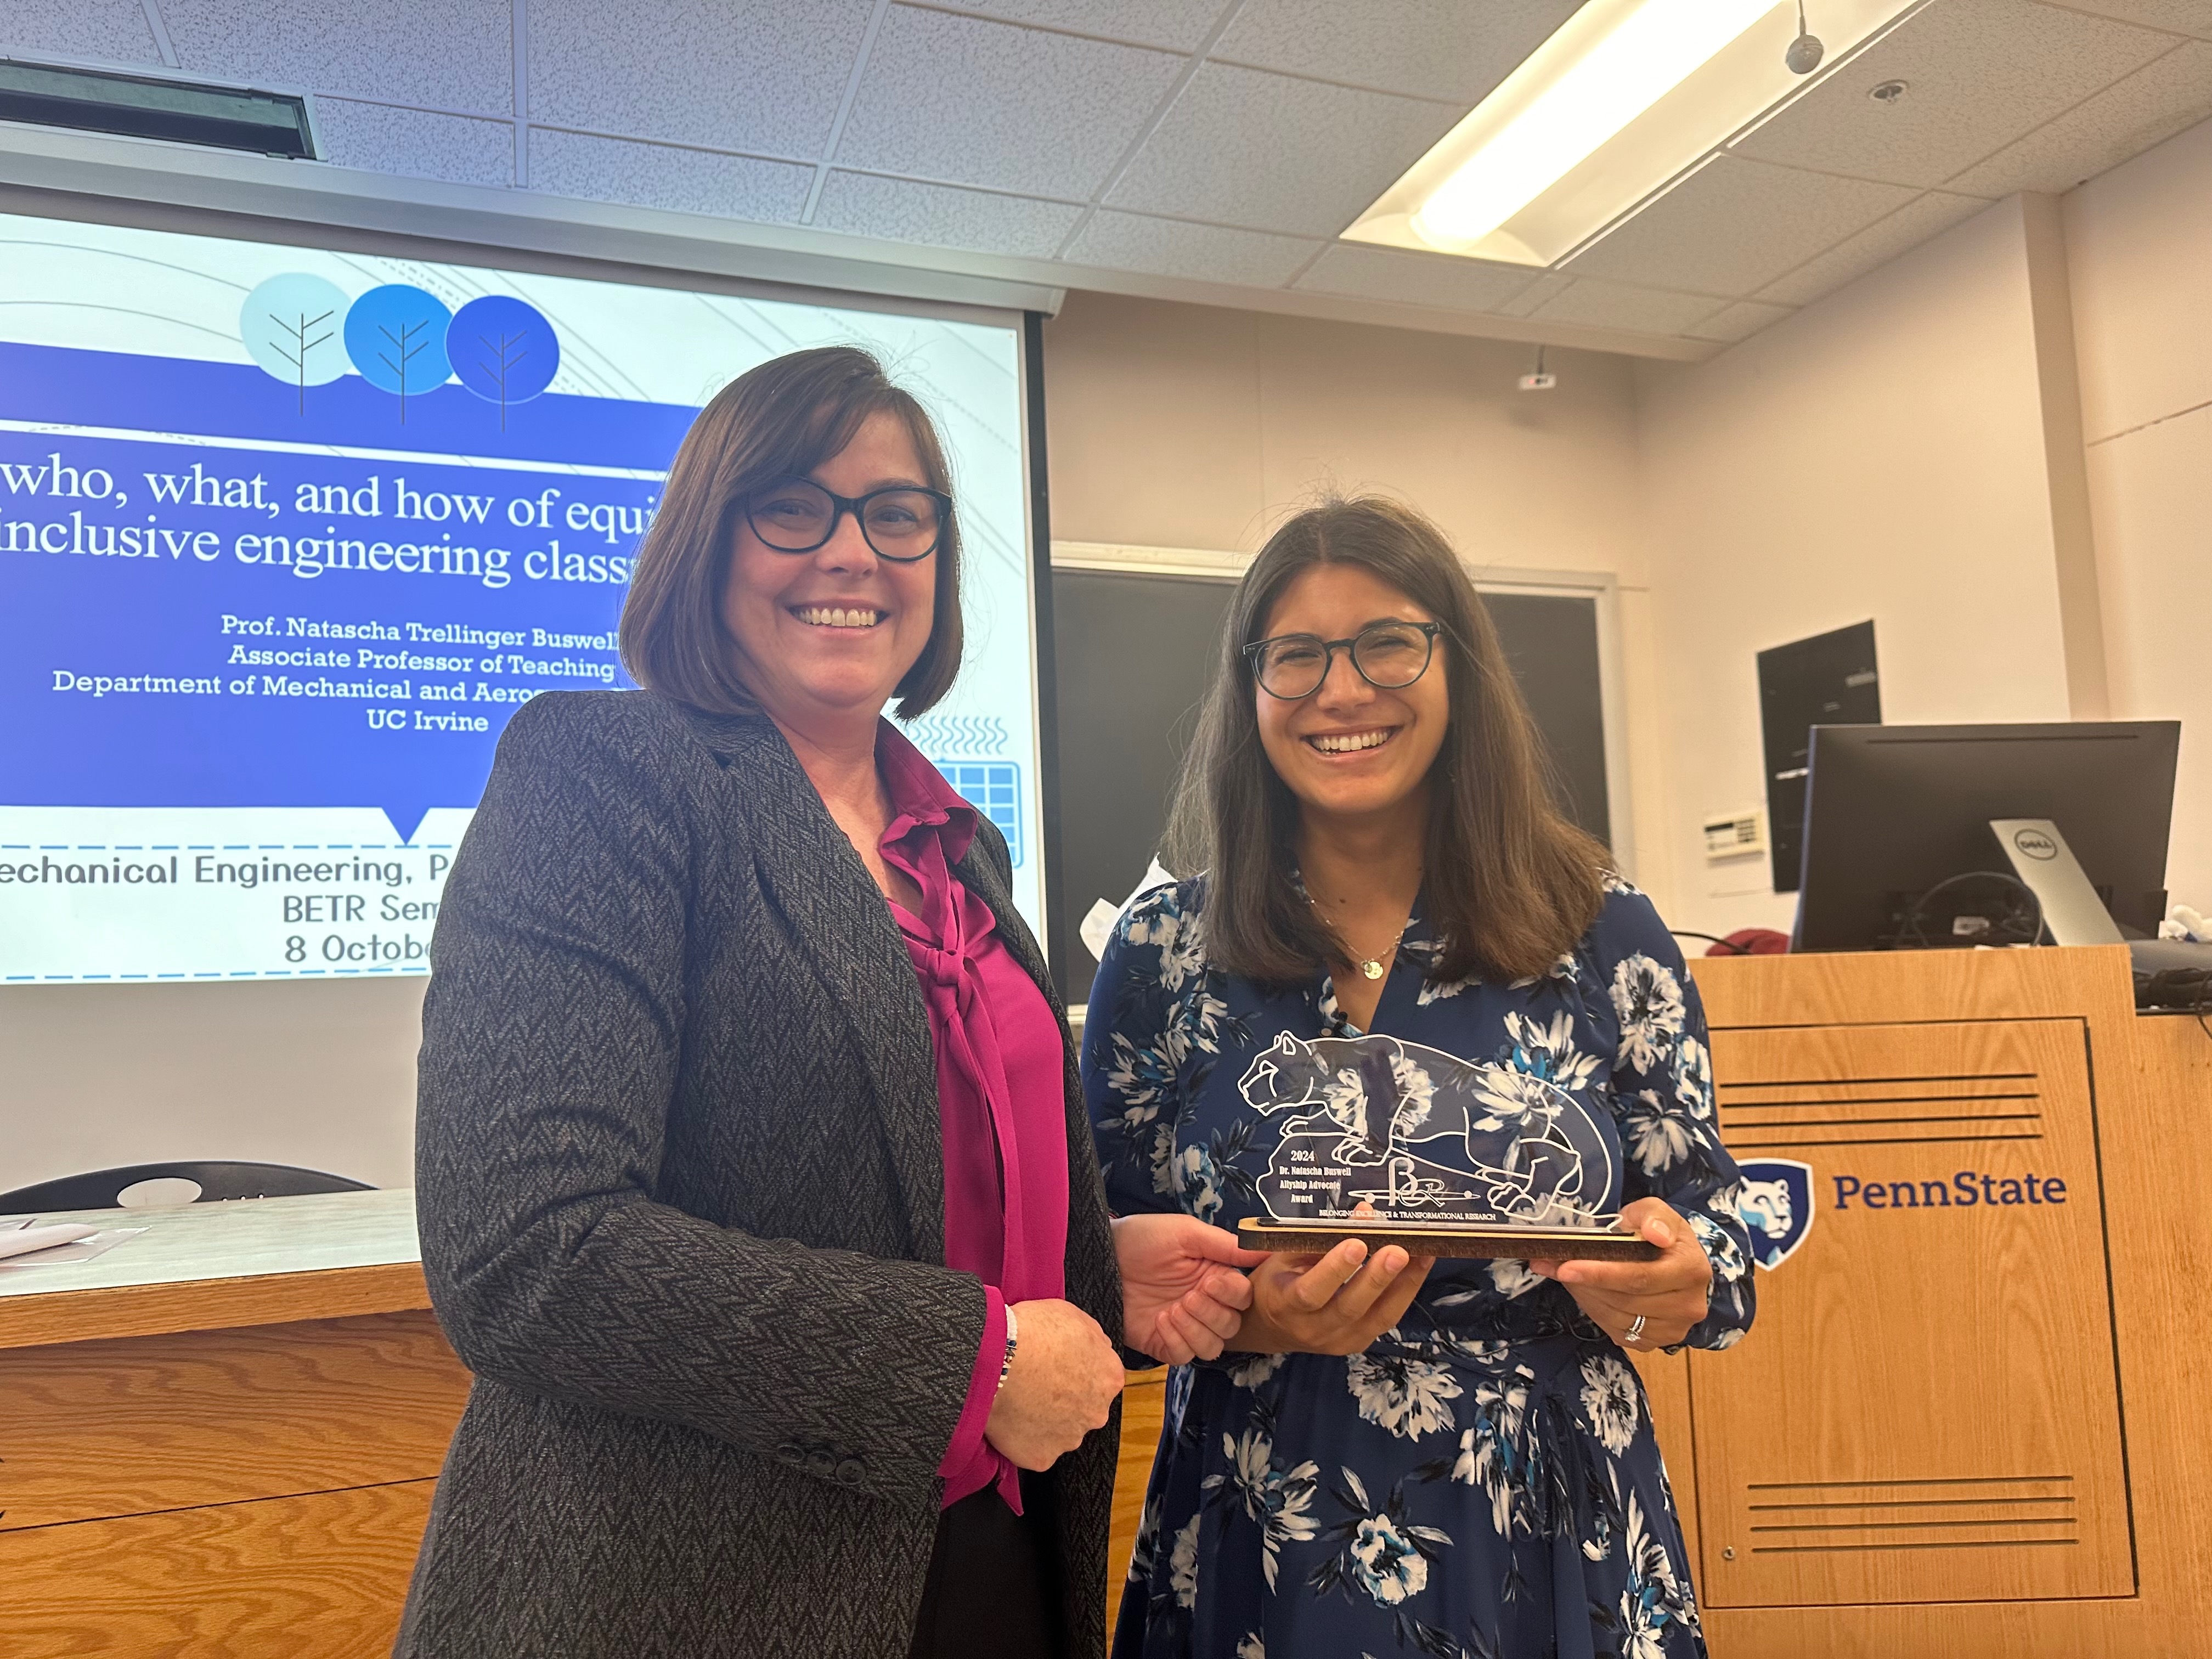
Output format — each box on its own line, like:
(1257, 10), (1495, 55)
(2012, 827), (2059, 860)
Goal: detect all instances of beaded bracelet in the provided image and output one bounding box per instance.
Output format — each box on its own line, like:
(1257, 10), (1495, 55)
(996, 1304), (1020, 1392)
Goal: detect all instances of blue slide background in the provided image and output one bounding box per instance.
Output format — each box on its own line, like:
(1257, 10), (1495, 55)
(2, 342), (675, 843)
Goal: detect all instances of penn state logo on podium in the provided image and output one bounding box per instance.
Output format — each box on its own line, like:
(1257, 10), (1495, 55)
(1736, 1159), (1815, 1269)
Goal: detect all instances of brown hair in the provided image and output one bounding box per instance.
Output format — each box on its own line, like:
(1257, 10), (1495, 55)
(619, 345), (962, 719)
(1163, 496), (1607, 985)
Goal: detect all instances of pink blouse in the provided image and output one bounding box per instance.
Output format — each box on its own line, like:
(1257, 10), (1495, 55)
(876, 726), (1070, 1512)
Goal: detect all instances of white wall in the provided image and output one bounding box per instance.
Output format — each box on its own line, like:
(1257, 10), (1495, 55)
(1633, 196), (2098, 938)
(0, 979), (423, 1197)
(1629, 116), (2212, 940)
(2067, 116), (2212, 918)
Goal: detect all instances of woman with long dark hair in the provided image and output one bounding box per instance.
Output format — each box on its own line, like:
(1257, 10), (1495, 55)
(1085, 498), (1755, 1658)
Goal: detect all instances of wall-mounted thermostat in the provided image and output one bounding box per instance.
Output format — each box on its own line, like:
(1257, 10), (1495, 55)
(1703, 808), (1769, 862)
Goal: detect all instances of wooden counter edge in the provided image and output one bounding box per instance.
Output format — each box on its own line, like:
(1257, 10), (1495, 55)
(0, 1260), (433, 1352)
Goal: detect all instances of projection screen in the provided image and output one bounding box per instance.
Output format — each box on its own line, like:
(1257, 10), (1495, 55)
(0, 208), (1047, 989)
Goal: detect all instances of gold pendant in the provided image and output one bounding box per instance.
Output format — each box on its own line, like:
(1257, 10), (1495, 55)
(1360, 958), (1385, 980)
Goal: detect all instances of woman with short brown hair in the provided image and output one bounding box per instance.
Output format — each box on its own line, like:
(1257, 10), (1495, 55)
(1085, 496), (1756, 1658)
(401, 345), (1258, 1659)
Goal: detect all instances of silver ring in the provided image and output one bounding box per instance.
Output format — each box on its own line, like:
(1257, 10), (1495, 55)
(1624, 1315), (1647, 1346)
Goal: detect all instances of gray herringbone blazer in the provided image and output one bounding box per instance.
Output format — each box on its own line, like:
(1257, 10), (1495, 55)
(396, 690), (1121, 1659)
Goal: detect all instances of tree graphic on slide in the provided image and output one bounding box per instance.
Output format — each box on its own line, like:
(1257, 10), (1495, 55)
(240, 274), (351, 414)
(343, 284), (454, 423)
(449, 295), (560, 430)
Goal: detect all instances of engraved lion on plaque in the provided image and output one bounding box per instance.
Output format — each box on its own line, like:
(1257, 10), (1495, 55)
(1238, 1031), (1617, 1227)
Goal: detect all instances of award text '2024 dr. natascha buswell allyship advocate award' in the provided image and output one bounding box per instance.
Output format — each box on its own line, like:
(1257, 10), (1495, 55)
(1232, 1031), (1660, 1262)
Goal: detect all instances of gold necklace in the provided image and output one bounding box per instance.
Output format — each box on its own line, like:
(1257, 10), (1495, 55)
(1306, 891), (1413, 981)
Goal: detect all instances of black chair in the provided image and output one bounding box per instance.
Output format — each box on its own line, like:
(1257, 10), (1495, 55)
(0, 1161), (374, 1212)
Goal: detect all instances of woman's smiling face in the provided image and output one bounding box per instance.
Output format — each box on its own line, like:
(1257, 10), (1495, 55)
(1251, 562), (1451, 827)
(718, 408), (938, 730)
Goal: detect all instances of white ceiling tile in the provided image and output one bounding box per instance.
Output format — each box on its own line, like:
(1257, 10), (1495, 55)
(836, 7), (1182, 196)
(1062, 210), (1319, 284)
(2037, 0), (2212, 38)
(314, 99), (514, 188)
(1565, 156), (1917, 297)
(1498, 272), (1574, 317)
(1732, 0), (2175, 188)
(530, 0), (866, 159)
(1213, 0), (1581, 103)
(1687, 300), (1796, 344)
(1523, 279), (1724, 334)
(1945, 39), (2212, 194)
(528, 129), (814, 222)
(161, 0), (512, 116)
(1104, 62), (1464, 235)
(912, 0), (1220, 52)
(1293, 243), (1544, 312)
(0, 0), (161, 66)
(812, 171), (1083, 256)
(1753, 189), (1990, 304)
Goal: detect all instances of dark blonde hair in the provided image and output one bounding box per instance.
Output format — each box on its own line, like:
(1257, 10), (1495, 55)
(619, 345), (962, 718)
(1164, 496), (1606, 985)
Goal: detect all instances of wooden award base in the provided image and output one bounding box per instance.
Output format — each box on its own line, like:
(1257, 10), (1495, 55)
(1236, 1216), (1661, 1262)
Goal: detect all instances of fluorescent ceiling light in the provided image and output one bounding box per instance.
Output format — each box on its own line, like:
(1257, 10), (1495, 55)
(1346, 0), (1924, 269)
(1413, 0), (1773, 249)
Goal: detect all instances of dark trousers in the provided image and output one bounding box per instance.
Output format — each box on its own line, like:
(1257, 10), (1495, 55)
(907, 1482), (1060, 1659)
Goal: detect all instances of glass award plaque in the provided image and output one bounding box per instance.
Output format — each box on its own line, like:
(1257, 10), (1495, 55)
(1231, 1032), (1660, 1262)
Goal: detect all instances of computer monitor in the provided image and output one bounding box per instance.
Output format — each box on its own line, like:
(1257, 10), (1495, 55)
(1792, 721), (2180, 952)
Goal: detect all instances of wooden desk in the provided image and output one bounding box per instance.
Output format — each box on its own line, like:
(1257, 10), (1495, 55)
(0, 1190), (470, 1658)
(1106, 1368), (1168, 1637)
(1, 1194), (1201, 1653)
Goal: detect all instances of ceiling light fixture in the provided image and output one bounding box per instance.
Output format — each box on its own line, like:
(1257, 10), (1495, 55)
(1344, 0), (1924, 269)
(1410, 0), (1774, 251)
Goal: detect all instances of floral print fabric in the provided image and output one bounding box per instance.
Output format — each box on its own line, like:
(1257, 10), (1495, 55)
(1085, 878), (1755, 1659)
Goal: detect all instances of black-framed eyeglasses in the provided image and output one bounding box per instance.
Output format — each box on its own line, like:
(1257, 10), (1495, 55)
(1242, 620), (1442, 701)
(744, 477), (951, 562)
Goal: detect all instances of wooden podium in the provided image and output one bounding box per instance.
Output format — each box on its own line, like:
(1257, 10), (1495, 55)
(1635, 945), (2212, 1655)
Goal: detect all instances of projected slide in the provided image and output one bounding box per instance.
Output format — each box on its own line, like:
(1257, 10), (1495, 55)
(0, 212), (1041, 983)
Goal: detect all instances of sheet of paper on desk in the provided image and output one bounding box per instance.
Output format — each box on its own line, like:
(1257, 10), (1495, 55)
(0, 1223), (146, 1267)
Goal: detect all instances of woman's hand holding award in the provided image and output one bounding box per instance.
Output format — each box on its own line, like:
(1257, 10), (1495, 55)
(1231, 1030), (1661, 1263)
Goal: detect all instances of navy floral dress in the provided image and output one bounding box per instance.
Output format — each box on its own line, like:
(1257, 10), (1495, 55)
(1083, 876), (1755, 1659)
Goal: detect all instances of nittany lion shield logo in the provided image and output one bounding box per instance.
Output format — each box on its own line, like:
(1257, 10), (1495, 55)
(1736, 1159), (1815, 1269)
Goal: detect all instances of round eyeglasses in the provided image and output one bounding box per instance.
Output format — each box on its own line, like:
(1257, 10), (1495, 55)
(745, 477), (951, 562)
(1243, 620), (1442, 701)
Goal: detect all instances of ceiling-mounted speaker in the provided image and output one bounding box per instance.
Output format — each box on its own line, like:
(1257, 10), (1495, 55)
(1787, 0), (1825, 73)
